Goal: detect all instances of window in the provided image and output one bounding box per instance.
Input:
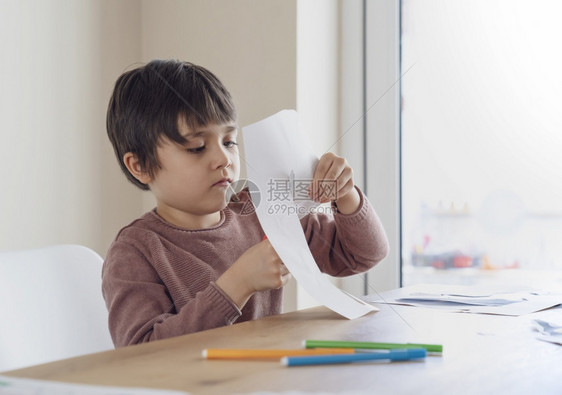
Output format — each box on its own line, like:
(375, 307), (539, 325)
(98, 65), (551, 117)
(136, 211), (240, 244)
(400, 0), (562, 287)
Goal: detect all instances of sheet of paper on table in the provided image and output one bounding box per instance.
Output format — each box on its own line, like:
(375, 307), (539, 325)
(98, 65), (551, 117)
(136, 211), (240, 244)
(534, 317), (562, 345)
(242, 110), (377, 320)
(365, 284), (562, 316)
(0, 375), (190, 395)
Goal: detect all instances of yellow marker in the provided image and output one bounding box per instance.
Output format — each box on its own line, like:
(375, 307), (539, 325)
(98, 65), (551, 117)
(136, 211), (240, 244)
(202, 348), (355, 360)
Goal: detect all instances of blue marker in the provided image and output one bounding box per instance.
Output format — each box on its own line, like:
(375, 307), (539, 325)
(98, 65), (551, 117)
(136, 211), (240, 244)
(281, 348), (426, 367)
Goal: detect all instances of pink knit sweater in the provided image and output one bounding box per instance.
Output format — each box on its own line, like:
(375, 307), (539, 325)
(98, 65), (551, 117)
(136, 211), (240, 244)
(102, 188), (388, 347)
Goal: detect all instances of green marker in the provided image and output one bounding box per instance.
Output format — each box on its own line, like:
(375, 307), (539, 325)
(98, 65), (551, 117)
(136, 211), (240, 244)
(304, 340), (443, 353)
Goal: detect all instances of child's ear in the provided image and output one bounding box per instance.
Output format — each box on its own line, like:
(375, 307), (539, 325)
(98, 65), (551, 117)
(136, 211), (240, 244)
(123, 152), (152, 185)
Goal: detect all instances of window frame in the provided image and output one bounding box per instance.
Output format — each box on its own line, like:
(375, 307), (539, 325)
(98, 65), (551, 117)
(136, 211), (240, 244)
(339, 0), (402, 295)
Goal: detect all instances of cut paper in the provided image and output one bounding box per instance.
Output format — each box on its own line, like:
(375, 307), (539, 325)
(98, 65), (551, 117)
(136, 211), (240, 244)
(365, 284), (562, 316)
(534, 318), (562, 346)
(242, 110), (377, 320)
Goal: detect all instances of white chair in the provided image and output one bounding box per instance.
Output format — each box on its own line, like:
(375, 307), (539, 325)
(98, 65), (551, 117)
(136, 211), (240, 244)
(0, 244), (114, 372)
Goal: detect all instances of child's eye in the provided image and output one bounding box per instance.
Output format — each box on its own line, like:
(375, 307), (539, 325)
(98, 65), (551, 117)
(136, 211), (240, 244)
(224, 141), (238, 148)
(187, 146), (206, 153)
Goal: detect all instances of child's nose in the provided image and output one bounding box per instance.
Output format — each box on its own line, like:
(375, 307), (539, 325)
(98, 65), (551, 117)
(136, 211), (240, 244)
(211, 145), (232, 169)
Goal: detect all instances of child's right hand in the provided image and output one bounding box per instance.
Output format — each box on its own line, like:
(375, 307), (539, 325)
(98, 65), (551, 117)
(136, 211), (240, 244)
(215, 239), (291, 309)
(239, 238), (291, 292)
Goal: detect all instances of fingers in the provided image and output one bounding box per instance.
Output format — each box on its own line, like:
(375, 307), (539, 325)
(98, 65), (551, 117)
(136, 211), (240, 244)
(279, 272), (292, 288)
(268, 263), (291, 290)
(220, 238), (292, 307)
(270, 263), (291, 289)
(279, 263), (289, 276)
(249, 239), (290, 290)
(311, 153), (355, 203)
(263, 239), (289, 275)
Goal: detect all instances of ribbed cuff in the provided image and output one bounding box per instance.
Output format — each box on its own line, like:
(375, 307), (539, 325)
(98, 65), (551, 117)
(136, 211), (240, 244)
(333, 186), (370, 225)
(206, 282), (242, 325)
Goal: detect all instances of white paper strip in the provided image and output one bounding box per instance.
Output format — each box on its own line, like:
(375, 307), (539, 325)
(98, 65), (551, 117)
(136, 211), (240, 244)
(242, 110), (377, 319)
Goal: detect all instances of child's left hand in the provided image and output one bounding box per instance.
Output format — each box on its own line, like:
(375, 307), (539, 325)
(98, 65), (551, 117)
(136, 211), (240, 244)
(310, 152), (360, 214)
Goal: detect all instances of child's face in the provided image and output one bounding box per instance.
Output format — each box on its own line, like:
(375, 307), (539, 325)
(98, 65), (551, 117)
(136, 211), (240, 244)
(148, 118), (240, 229)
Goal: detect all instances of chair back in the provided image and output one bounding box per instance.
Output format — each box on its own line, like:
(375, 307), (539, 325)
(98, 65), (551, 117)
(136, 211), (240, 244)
(0, 244), (114, 372)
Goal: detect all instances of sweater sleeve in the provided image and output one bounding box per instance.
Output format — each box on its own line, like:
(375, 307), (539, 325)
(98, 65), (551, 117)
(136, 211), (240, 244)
(102, 238), (241, 348)
(301, 187), (389, 276)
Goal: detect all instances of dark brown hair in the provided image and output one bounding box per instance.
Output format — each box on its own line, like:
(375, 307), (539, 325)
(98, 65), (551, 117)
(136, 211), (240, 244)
(106, 60), (237, 190)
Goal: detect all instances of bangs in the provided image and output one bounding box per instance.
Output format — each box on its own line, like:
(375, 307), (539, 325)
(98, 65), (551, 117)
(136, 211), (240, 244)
(150, 61), (237, 145)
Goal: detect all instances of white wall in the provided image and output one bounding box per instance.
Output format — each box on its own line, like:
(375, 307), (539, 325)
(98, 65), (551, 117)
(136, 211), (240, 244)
(296, 0), (340, 309)
(99, 0), (146, 254)
(0, 0), (147, 256)
(297, 0), (339, 157)
(1, 1), (103, 253)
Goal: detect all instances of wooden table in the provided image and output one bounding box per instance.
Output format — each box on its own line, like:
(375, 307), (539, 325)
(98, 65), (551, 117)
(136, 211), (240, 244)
(3, 296), (561, 394)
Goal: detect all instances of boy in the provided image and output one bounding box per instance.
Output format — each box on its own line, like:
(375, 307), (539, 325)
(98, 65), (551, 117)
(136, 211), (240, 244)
(103, 59), (389, 347)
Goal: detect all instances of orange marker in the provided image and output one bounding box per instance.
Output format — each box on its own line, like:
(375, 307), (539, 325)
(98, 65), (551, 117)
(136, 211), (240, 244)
(202, 348), (355, 360)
